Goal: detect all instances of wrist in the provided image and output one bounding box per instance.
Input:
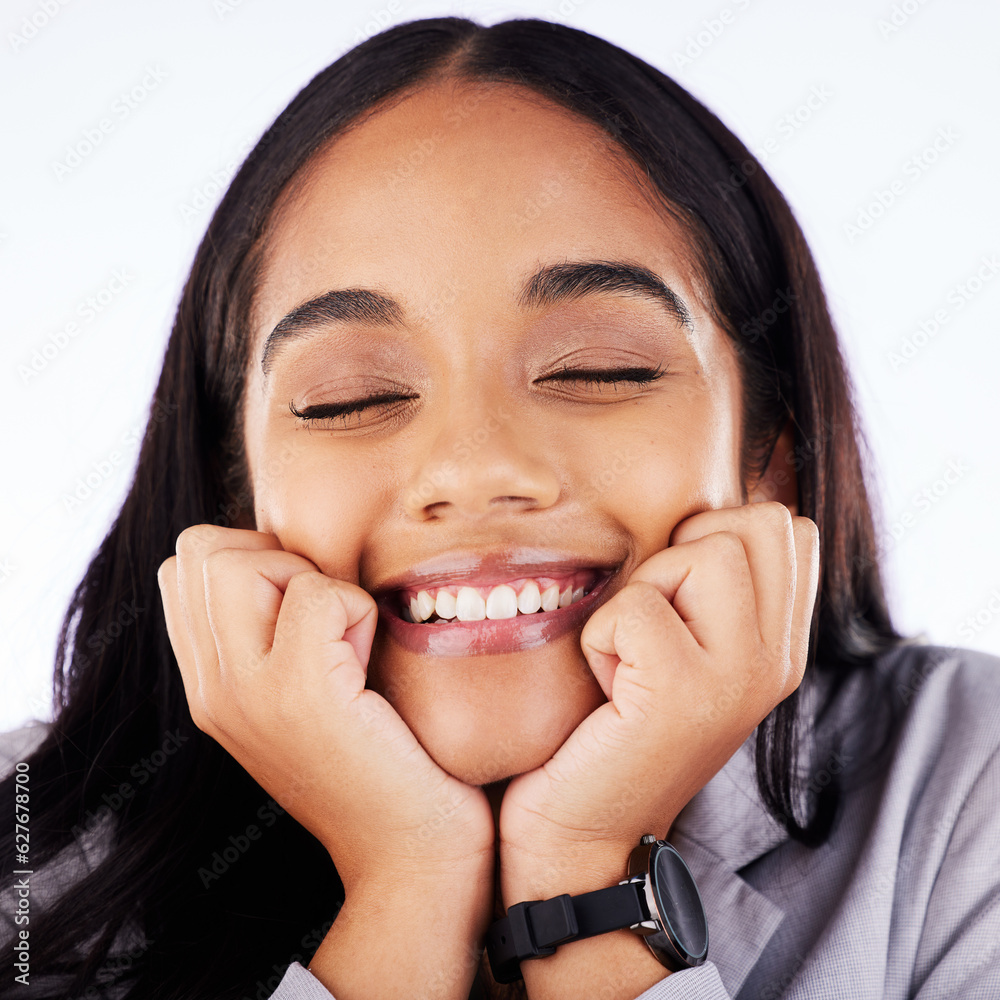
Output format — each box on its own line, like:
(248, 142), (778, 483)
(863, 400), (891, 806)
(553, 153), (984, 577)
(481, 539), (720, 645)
(491, 833), (704, 999)
(310, 868), (492, 1000)
(517, 928), (669, 1000)
(494, 839), (665, 1000)
(500, 835), (634, 903)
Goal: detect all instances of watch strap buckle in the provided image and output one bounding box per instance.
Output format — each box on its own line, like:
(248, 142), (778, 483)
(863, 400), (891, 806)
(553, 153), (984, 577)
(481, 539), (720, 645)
(509, 893), (579, 955)
(486, 894), (579, 984)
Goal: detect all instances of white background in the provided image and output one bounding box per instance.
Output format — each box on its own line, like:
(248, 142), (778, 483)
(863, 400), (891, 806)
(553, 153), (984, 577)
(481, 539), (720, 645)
(2, 0), (998, 732)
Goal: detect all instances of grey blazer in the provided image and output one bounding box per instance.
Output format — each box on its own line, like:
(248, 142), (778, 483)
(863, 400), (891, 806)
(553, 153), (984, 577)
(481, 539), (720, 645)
(3, 641), (999, 998)
(272, 641), (1000, 999)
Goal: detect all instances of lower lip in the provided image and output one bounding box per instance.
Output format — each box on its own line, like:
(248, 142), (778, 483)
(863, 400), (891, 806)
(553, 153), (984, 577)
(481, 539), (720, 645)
(375, 573), (615, 657)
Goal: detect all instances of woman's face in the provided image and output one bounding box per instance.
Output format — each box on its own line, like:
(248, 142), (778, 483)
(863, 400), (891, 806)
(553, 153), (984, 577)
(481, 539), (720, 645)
(242, 79), (748, 785)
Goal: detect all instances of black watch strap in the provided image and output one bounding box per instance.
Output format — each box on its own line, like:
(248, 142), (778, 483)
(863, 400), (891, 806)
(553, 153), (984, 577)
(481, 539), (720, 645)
(485, 881), (647, 984)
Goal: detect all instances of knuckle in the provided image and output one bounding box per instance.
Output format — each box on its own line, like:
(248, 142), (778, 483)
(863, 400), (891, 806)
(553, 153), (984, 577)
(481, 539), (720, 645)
(186, 698), (216, 735)
(624, 579), (662, 600)
(790, 654), (808, 687)
(156, 556), (176, 586)
(702, 529), (746, 564)
(283, 570), (332, 617)
(175, 523), (224, 557)
(781, 661), (807, 702)
(792, 515), (820, 549)
(751, 499), (793, 532)
(669, 509), (713, 545)
(616, 581), (666, 630)
(202, 546), (243, 580)
(284, 569), (322, 600)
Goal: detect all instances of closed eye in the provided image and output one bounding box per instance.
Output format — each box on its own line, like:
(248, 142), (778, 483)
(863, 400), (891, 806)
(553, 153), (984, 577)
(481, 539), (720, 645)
(289, 393), (418, 426)
(289, 365), (667, 427)
(536, 364), (666, 390)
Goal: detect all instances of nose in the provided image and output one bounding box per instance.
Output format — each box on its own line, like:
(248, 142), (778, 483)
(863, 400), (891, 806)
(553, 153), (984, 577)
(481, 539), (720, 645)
(403, 399), (561, 520)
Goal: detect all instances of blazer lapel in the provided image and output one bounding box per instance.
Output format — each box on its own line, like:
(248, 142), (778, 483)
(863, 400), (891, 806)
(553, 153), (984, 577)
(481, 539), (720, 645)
(668, 731), (795, 996)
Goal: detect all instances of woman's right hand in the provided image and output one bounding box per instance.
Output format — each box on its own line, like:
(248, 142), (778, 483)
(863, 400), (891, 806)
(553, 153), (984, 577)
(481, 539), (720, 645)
(157, 524), (494, 999)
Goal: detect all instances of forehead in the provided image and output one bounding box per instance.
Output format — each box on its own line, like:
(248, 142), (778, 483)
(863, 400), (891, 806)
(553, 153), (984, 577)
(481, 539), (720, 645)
(251, 78), (706, 348)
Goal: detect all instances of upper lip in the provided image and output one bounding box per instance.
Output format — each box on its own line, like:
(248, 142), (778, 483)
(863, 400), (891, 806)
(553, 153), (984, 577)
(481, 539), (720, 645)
(370, 547), (625, 596)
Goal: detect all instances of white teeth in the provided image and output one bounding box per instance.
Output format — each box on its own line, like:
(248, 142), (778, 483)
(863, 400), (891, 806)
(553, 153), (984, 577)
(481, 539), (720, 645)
(517, 580), (542, 614)
(404, 576), (597, 622)
(455, 586), (486, 621)
(416, 590), (436, 622)
(434, 589), (457, 620)
(486, 584), (518, 620)
(540, 583), (560, 612)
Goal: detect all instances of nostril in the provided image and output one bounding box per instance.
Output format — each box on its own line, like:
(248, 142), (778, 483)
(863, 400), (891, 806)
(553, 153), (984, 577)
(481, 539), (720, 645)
(422, 501), (449, 517)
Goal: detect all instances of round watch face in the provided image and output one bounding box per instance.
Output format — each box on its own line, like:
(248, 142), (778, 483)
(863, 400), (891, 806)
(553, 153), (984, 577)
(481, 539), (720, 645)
(650, 842), (709, 965)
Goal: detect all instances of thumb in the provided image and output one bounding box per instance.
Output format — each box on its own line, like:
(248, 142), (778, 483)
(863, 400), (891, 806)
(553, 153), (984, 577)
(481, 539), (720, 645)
(580, 580), (695, 714)
(272, 572), (379, 696)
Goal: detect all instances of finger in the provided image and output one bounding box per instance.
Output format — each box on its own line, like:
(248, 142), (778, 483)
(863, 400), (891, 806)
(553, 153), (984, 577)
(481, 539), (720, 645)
(622, 530), (757, 655)
(785, 516), (820, 697)
(581, 579), (702, 704)
(201, 547), (321, 682)
(156, 556), (201, 709)
(272, 571), (379, 700)
(669, 502), (796, 655)
(174, 525), (283, 679)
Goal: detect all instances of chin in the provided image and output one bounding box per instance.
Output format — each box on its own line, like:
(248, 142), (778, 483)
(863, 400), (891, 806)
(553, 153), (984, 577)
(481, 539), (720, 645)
(428, 725), (568, 786)
(370, 638), (607, 786)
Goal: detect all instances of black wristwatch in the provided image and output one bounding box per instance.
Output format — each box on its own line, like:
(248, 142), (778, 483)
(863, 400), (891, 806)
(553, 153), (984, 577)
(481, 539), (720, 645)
(485, 834), (708, 984)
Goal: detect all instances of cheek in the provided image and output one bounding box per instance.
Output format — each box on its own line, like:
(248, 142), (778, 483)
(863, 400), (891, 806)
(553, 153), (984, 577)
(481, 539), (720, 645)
(600, 399), (744, 546)
(252, 443), (378, 584)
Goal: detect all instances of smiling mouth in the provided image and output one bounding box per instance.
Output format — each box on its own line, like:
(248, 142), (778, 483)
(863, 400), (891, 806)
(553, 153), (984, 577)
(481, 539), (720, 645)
(395, 568), (608, 624)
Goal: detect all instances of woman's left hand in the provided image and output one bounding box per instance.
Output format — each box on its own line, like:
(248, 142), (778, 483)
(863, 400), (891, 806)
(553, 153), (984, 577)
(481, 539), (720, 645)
(497, 500), (819, 921)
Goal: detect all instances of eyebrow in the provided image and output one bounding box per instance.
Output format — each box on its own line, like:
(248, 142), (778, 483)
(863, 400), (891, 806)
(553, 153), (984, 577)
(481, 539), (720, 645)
(260, 259), (694, 375)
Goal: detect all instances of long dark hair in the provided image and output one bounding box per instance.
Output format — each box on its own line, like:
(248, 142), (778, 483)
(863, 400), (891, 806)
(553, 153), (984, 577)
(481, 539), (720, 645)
(1, 16), (905, 998)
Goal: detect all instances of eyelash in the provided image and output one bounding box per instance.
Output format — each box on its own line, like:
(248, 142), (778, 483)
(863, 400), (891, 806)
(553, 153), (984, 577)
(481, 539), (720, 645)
(289, 393), (418, 427)
(288, 365), (666, 426)
(540, 363), (666, 390)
